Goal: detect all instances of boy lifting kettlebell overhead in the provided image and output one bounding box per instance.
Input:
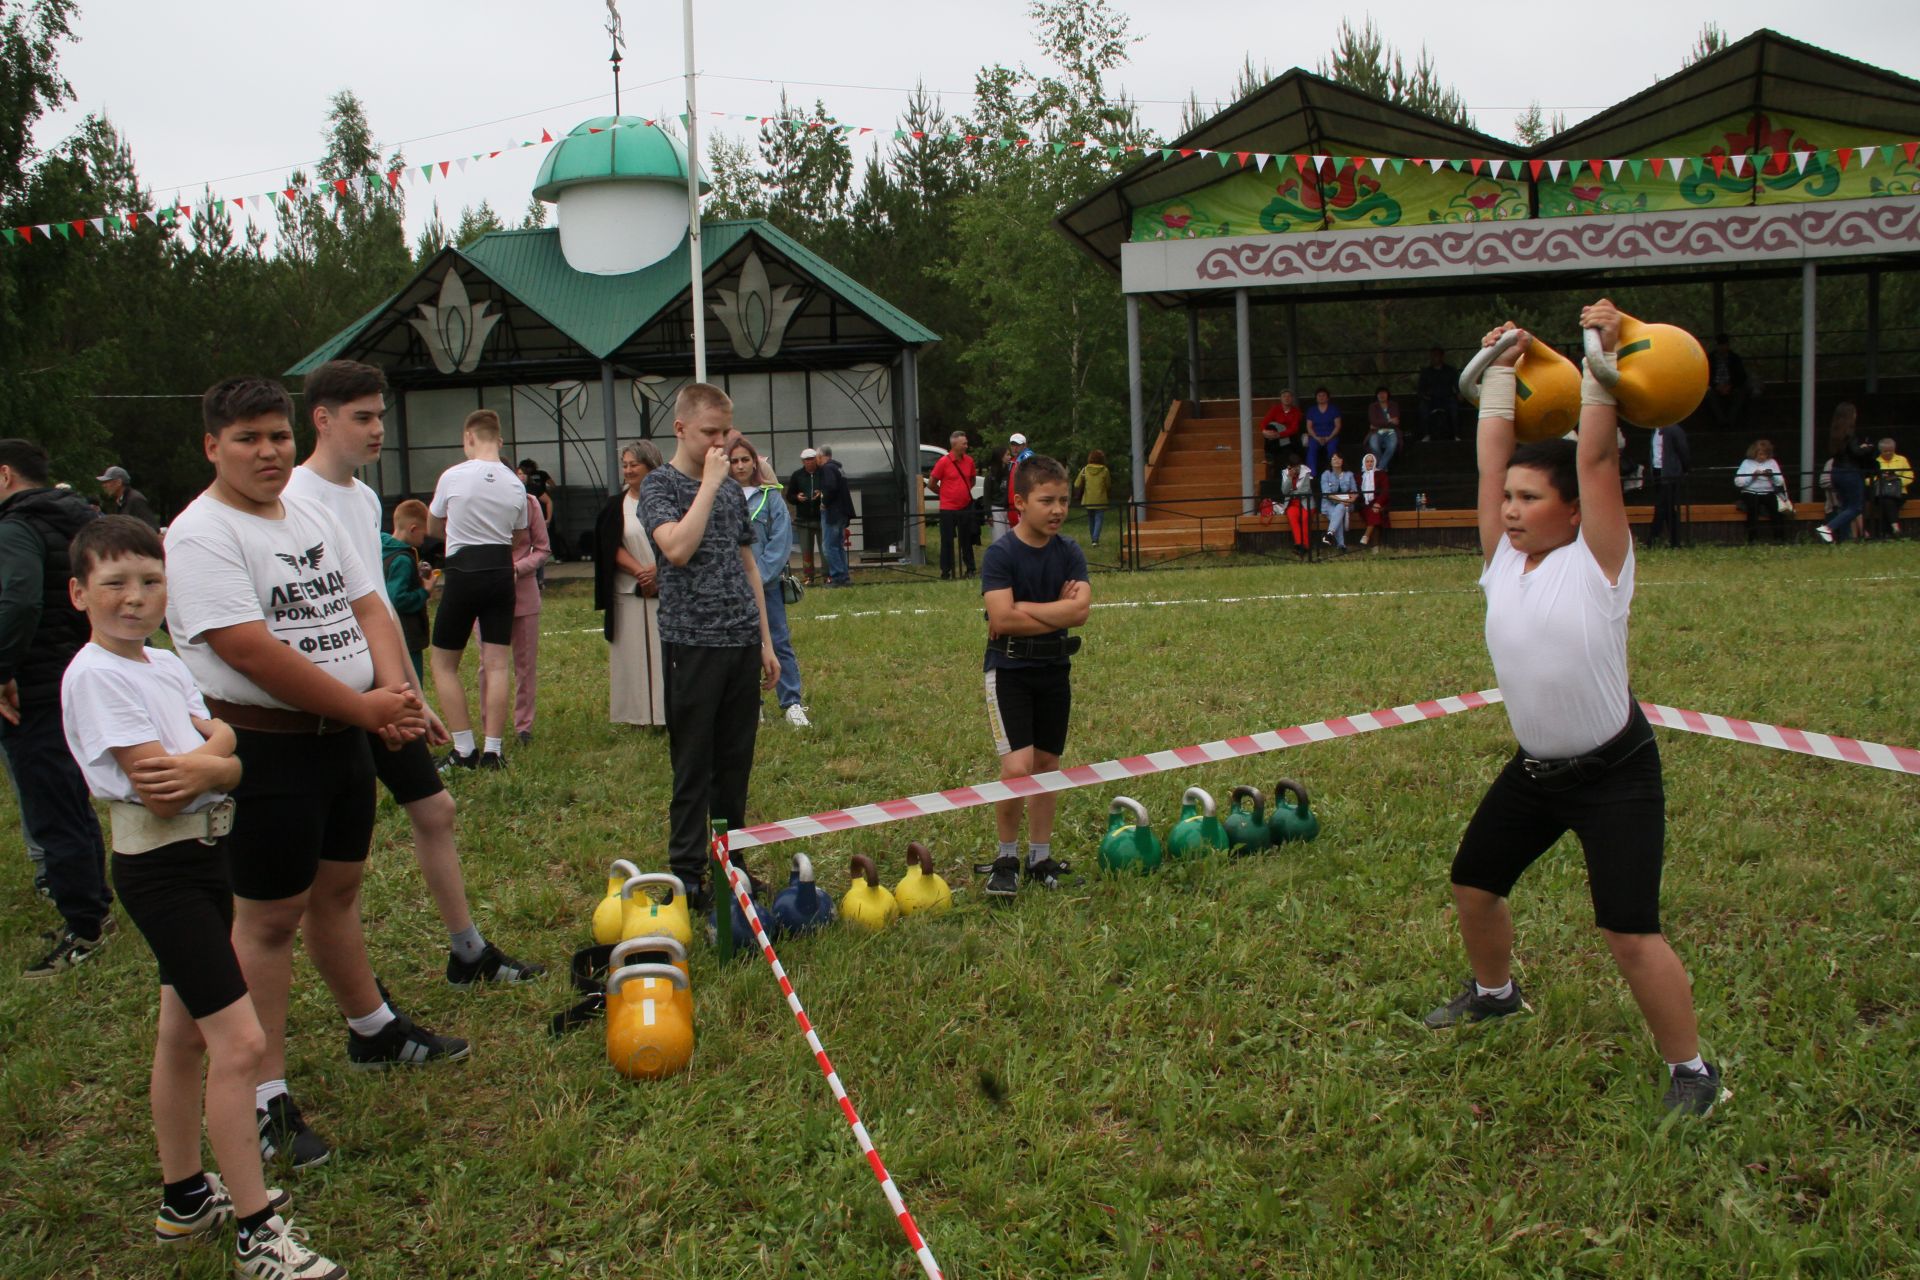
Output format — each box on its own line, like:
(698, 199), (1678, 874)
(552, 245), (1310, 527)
(976, 454), (1091, 899)
(1427, 298), (1725, 1117)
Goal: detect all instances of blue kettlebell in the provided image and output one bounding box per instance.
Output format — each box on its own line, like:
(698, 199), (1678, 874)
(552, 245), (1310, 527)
(1267, 778), (1320, 845)
(1223, 785), (1271, 856)
(1097, 796), (1163, 875)
(770, 853), (836, 937)
(709, 866), (767, 959)
(1166, 786), (1229, 861)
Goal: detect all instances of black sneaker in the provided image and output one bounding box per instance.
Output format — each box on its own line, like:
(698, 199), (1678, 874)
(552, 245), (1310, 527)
(515, 730), (532, 746)
(23, 927), (109, 978)
(1662, 1061), (1726, 1117)
(477, 750), (505, 771)
(346, 1011), (471, 1069)
(234, 1213), (346, 1279)
(1024, 857), (1073, 890)
(155, 1170), (291, 1244)
(436, 748), (477, 774)
(1422, 976), (1529, 1029)
(258, 1094), (331, 1171)
(447, 942), (546, 987)
(982, 855), (1021, 900)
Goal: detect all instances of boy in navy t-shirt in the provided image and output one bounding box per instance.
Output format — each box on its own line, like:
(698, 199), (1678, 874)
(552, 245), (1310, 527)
(977, 455), (1090, 899)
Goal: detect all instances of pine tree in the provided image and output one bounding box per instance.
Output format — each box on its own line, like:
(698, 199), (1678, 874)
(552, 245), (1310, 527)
(1318, 17), (1471, 128)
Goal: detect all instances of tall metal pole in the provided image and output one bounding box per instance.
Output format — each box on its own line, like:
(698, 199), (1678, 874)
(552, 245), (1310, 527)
(1126, 295), (1145, 508)
(1185, 306), (1200, 404)
(1800, 261), (1817, 503)
(1235, 288), (1254, 514)
(683, 0), (707, 382)
(601, 361), (621, 495)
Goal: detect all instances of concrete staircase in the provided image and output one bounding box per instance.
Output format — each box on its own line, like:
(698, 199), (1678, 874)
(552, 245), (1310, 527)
(1135, 399), (1277, 557)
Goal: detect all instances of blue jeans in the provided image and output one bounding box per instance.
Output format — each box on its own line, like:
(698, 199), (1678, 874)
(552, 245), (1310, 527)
(762, 581), (803, 708)
(1306, 438), (1333, 476)
(1365, 430), (1398, 473)
(1321, 502), (1350, 547)
(0, 697), (109, 935)
(823, 515), (850, 584)
(1824, 470), (1866, 540)
(1086, 508), (1106, 545)
(0, 747), (44, 873)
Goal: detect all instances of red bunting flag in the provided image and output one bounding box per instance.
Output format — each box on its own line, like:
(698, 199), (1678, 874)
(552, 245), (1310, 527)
(1904, 141), (1919, 163)
(540, 128), (553, 143)
(1836, 147), (1853, 170)
(1528, 159), (1544, 180)
(1294, 154), (1311, 173)
(1235, 151), (1250, 166)
(1710, 154), (1726, 178)
(438, 161), (451, 177)
(1468, 158), (1484, 175)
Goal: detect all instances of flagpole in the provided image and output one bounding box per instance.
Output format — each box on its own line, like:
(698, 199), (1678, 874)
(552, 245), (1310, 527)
(684, 0), (706, 383)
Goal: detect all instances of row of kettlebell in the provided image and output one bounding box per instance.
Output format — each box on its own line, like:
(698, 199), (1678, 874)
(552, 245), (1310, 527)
(1097, 782), (1318, 874)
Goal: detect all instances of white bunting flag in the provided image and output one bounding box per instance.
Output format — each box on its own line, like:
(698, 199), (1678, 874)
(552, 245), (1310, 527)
(1608, 158), (1627, 179)
(1547, 159), (1565, 180)
(1667, 157), (1686, 178)
(1426, 158), (1445, 172)
(1794, 150), (1811, 173)
(1732, 153), (1750, 176)
(1858, 145), (1877, 167)
(1370, 157), (1386, 173)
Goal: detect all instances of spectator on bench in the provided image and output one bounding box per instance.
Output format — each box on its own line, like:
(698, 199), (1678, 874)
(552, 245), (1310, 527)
(1733, 439), (1791, 545)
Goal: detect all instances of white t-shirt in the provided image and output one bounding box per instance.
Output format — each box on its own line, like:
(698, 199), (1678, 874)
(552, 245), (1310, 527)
(1481, 531), (1634, 758)
(429, 459), (527, 555)
(163, 491), (379, 709)
(61, 644), (226, 813)
(284, 465), (391, 611)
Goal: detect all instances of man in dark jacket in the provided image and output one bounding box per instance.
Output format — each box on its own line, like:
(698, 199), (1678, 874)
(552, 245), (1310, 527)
(785, 448), (825, 585)
(0, 440), (110, 976)
(96, 464), (160, 529)
(817, 445), (854, 586)
(1645, 423), (1692, 550)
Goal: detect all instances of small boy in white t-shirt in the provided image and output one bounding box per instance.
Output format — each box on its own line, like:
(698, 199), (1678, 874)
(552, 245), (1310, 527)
(61, 516), (344, 1278)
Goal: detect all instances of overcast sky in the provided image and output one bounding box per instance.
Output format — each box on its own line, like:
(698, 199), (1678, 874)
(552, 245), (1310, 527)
(32, 0), (1920, 242)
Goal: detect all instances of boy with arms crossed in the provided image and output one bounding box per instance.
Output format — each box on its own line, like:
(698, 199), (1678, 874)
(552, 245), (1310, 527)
(167, 377), (467, 1175)
(289, 360), (543, 987)
(1425, 301), (1723, 1116)
(62, 516), (343, 1277)
(977, 455), (1091, 899)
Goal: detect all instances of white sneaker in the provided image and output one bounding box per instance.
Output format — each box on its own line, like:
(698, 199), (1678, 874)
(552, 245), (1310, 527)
(1814, 524), (1834, 543)
(783, 704), (812, 728)
(234, 1214), (345, 1279)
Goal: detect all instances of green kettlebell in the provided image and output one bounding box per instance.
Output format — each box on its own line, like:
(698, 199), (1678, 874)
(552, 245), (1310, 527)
(1166, 786), (1229, 861)
(1223, 785), (1271, 856)
(1097, 796), (1163, 875)
(1267, 778), (1320, 844)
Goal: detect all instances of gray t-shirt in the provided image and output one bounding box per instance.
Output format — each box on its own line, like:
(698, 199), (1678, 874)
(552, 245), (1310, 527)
(639, 463), (759, 647)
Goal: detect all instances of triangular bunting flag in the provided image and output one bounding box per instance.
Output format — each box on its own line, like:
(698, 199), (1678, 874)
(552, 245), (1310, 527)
(90, 216), (105, 233)
(387, 170), (401, 187)
(540, 129), (553, 143)
(1732, 154), (1749, 176)
(1794, 150), (1812, 174)
(1547, 159), (1564, 180)
(1626, 158), (1645, 180)
(231, 195), (244, 209)
(1586, 159), (1602, 179)
(1468, 158), (1484, 175)
(1158, 149), (1173, 162)
(1528, 159), (1545, 180)
(2, 228), (15, 245)
(1294, 154), (1311, 173)
(1857, 145), (1876, 167)
(1214, 151), (1231, 167)
(1050, 143), (1065, 155)
(1835, 147), (1853, 171)
(1446, 158), (1463, 172)
(1348, 156), (1364, 173)
(1711, 154), (1726, 178)
(438, 161), (451, 177)
(124, 212), (139, 228)
(1608, 158), (1627, 179)
(1687, 156), (1703, 176)
(53, 223), (71, 240)
(18, 226), (32, 242)
(331, 178), (348, 196)
(1427, 158), (1445, 173)
(1666, 157), (1684, 178)
(1903, 141), (1919, 164)
(1235, 151), (1250, 167)
(1311, 154), (1329, 171)
(456, 158), (470, 173)
(69, 220), (85, 237)
(1389, 158), (1405, 174)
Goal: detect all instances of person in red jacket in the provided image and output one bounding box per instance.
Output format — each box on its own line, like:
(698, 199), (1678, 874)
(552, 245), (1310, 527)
(930, 432), (978, 579)
(1261, 390), (1303, 477)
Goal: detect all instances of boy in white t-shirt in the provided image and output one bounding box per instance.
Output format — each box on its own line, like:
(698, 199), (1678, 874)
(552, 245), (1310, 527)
(166, 376), (468, 1175)
(426, 409), (527, 770)
(61, 516), (344, 1278)
(290, 360), (543, 989)
(1424, 300), (1723, 1117)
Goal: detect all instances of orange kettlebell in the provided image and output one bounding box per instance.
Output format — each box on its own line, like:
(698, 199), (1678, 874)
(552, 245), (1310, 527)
(1459, 329), (1581, 443)
(605, 963), (693, 1080)
(1584, 312), (1708, 428)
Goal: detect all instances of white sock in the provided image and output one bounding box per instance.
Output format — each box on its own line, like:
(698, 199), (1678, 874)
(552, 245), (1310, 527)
(449, 925), (486, 963)
(452, 730), (475, 756)
(345, 1003), (397, 1037)
(483, 736), (503, 755)
(1668, 1054), (1706, 1076)
(1027, 842), (1052, 868)
(997, 841), (1017, 864)
(255, 1079), (289, 1111)
(1475, 979), (1514, 1000)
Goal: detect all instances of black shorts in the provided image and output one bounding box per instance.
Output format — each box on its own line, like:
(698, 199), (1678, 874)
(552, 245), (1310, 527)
(432, 545), (515, 648)
(984, 664), (1072, 757)
(369, 731), (444, 806)
(114, 838), (248, 1019)
(1450, 709), (1666, 934)
(228, 727), (377, 902)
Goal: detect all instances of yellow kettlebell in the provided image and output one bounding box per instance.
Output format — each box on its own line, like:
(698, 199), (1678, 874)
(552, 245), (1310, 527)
(1584, 312), (1709, 428)
(611, 935), (693, 1021)
(1459, 329), (1581, 443)
(605, 963), (693, 1080)
(840, 854), (899, 932)
(621, 873), (692, 948)
(894, 841), (953, 918)
(592, 858), (642, 945)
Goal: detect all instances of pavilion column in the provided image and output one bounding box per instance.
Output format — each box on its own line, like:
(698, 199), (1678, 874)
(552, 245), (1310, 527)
(601, 361), (620, 495)
(1127, 294), (1145, 510)
(1284, 302), (1299, 396)
(1235, 288), (1254, 513)
(1865, 268), (1881, 393)
(900, 347), (924, 566)
(1186, 306), (1201, 404)
(1799, 262), (1817, 503)
(393, 391), (412, 496)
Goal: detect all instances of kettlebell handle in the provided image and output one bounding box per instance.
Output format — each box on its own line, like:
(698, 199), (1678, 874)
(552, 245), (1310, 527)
(1109, 796), (1148, 826)
(791, 852), (815, 884)
(1230, 784), (1264, 812)
(1273, 778), (1311, 810)
(850, 854), (880, 887)
(611, 935), (686, 968)
(1182, 785), (1216, 818)
(905, 842), (936, 875)
(606, 962), (689, 996)
(621, 872), (686, 903)
(1458, 328), (1526, 406)
(608, 858), (641, 883)
(1582, 327), (1621, 388)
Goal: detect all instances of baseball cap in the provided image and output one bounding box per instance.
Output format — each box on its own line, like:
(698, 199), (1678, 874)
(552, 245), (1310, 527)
(96, 465), (130, 483)
(799, 448), (819, 460)
(1009, 433), (1028, 446)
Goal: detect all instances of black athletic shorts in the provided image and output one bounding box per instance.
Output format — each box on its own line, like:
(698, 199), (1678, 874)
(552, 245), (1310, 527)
(114, 837), (248, 1019)
(432, 544), (515, 648)
(227, 727), (377, 902)
(1450, 707), (1665, 934)
(369, 731), (444, 806)
(984, 664), (1072, 757)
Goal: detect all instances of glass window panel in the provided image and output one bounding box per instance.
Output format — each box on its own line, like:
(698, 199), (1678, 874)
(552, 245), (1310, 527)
(808, 368), (892, 432)
(765, 428), (812, 479)
(481, 385), (515, 450)
(508, 384), (563, 445)
(770, 371), (809, 435)
(726, 372), (772, 438)
(611, 378), (647, 445)
(407, 446), (467, 491)
(812, 428), (892, 482)
(561, 438), (611, 497)
(404, 388), (478, 449)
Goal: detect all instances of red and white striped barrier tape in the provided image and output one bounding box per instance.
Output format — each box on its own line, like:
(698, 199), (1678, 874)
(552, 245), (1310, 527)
(727, 690), (1504, 850)
(710, 834), (945, 1280)
(1638, 701), (1920, 775)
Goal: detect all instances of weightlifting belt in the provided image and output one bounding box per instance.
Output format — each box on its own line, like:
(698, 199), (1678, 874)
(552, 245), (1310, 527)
(987, 634), (1083, 661)
(206, 697), (354, 736)
(109, 798), (236, 855)
(1519, 703), (1654, 791)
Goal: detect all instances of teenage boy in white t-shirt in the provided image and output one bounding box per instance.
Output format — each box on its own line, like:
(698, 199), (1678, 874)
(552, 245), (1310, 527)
(427, 410), (527, 770)
(166, 376), (468, 1175)
(1424, 300), (1723, 1117)
(61, 516), (343, 1278)
(289, 360), (543, 987)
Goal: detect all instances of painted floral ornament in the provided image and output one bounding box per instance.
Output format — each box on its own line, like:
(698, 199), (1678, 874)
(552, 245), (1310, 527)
(710, 250), (803, 359)
(408, 270), (501, 374)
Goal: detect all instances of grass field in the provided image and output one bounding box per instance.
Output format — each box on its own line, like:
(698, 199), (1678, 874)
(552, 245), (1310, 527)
(3, 538), (1918, 1279)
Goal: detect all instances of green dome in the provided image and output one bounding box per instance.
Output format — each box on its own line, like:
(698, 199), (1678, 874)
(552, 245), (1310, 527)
(531, 117), (711, 202)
